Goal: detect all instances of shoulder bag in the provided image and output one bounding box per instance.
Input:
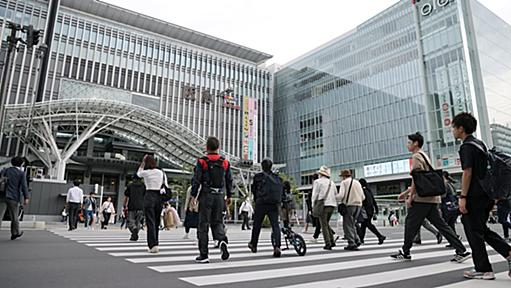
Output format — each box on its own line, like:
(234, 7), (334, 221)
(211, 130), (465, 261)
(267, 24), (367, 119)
(411, 152), (446, 197)
(338, 179), (354, 216)
(312, 180), (332, 218)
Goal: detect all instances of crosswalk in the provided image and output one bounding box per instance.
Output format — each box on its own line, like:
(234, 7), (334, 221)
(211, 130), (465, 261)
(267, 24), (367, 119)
(50, 227), (510, 287)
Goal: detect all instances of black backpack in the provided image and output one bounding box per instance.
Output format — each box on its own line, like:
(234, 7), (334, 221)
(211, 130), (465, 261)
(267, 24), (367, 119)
(202, 156), (227, 189)
(259, 172), (283, 204)
(463, 141), (511, 200)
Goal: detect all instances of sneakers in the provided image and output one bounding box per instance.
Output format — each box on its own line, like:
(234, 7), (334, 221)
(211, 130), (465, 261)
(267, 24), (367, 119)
(436, 233), (443, 245)
(273, 247), (281, 258)
(378, 236), (386, 245)
(129, 234), (138, 241)
(323, 245), (333, 250)
(390, 250), (411, 261)
(148, 246), (159, 253)
(220, 241), (229, 260)
(450, 252), (471, 263)
(463, 269), (495, 280)
(248, 242), (257, 253)
(10, 232), (23, 240)
(195, 255), (210, 263)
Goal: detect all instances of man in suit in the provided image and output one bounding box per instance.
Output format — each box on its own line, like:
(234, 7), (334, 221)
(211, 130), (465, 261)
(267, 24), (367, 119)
(0, 156), (30, 240)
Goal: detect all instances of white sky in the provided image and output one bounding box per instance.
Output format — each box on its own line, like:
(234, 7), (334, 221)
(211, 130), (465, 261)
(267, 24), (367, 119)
(102, 0), (511, 66)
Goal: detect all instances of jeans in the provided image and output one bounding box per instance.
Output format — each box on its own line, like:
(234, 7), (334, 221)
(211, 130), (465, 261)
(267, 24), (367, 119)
(128, 210), (144, 237)
(320, 206), (335, 247)
(144, 191), (163, 249)
(198, 193), (228, 257)
(0, 199), (21, 236)
(462, 198), (511, 272)
(84, 210), (94, 228)
(250, 203), (280, 248)
(343, 205), (361, 246)
(403, 202), (465, 255)
(68, 202), (81, 230)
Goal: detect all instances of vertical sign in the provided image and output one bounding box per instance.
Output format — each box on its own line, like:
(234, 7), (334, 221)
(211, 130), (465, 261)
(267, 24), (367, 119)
(252, 99), (258, 162)
(448, 60), (467, 115)
(242, 96), (250, 160)
(436, 66), (455, 144)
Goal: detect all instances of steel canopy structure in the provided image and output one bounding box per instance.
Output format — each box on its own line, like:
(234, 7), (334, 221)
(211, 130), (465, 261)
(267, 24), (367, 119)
(4, 99), (241, 180)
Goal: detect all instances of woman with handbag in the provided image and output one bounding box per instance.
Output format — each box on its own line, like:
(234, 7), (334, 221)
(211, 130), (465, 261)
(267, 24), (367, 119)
(311, 166), (338, 250)
(390, 132), (470, 262)
(137, 155), (169, 253)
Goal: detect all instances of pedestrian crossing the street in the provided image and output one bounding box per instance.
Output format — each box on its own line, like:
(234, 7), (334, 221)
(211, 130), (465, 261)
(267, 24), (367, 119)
(50, 227), (510, 288)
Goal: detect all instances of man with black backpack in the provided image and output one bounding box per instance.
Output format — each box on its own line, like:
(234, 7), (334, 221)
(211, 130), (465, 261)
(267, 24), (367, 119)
(452, 112), (511, 280)
(190, 136), (232, 263)
(248, 158), (283, 257)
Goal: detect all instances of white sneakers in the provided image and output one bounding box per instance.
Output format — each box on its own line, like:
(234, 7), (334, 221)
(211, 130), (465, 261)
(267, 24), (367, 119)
(148, 246), (159, 253)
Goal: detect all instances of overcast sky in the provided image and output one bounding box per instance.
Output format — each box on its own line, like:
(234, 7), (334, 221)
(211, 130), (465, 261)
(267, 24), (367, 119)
(103, 0), (511, 66)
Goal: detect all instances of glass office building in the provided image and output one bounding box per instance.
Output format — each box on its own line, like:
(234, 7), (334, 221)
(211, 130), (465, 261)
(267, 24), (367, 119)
(274, 0), (511, 194)
(0, 0), (272, 212)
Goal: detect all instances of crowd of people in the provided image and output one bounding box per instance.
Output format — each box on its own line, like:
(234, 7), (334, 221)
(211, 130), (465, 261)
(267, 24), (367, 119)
(1, 112), (510, 281)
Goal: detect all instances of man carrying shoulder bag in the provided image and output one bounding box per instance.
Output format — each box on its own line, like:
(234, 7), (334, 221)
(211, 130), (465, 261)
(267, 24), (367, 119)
(390, 132), (470, 262)
(312, 166), (338, 250)
(336, 169), (365, 251)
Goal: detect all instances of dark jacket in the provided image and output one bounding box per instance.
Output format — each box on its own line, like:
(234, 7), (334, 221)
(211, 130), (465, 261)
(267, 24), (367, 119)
(83, 197), (97, 212)
(361, 187), (378, 217)
(1, 167), (29, 203)
(191, 153), (233, 198)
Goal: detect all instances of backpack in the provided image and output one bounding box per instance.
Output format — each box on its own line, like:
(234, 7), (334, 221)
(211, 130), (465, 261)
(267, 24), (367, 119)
(259, 172), (283, 204)
(0, 170), (8, 199)
(199, 156), (228, 189)
(463, 141), (511, 200)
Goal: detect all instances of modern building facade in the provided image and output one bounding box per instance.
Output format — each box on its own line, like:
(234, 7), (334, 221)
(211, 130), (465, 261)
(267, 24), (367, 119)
(0, 0), (272, 214)
(274, 0), (511, 194)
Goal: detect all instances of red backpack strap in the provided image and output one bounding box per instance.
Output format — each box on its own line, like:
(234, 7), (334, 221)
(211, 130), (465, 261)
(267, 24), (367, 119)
(222, 158), (229, 171)
(198, 156), (209, 170)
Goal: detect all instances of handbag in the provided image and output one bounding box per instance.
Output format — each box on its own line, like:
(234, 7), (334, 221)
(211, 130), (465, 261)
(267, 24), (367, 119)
(338, 179), (354, 216)
(411, 152), (446, 197)
(312, 181), (332, 217)
(160, 170), (172, 202)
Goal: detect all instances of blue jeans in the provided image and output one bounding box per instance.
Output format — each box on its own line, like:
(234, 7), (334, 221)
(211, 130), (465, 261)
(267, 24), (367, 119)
(84, 210), (94, 228)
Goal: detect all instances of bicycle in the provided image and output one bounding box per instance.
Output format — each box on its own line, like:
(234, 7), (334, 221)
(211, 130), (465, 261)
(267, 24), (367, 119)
(272, 224), (307, 256)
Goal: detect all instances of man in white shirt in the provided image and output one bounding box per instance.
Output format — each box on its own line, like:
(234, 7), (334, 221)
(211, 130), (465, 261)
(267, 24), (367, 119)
(337, 169), (365, 251)
(239, 198), (254, 230)
(66, 180), (83, 231)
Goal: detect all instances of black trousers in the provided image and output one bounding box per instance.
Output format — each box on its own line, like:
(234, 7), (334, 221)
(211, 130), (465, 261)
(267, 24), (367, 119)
(198, 193), (228, 257)
(101, 212), (111, 229)
(144, 191), (163, 249)
(462, 198), (511, 272)
(250, 203), (280, 248)
(357, 215), (383, 242)
(403, 202), (465, 255)
(241, 211), (250, 229)
(68, 202), (81, 230)
(497, 200), (511, 238)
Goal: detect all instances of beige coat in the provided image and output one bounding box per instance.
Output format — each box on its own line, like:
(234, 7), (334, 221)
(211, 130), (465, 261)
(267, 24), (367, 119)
(336, 177), (365, 206)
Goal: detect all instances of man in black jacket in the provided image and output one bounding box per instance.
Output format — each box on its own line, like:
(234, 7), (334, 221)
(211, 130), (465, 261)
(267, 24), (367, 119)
(248, 158), (282, 257)
(0, 156), (30, 240)
(357, 178), (385, 245)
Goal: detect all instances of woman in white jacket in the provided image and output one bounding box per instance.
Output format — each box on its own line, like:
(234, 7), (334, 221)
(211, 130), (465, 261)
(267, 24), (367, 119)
(312, 166), (338, 250)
